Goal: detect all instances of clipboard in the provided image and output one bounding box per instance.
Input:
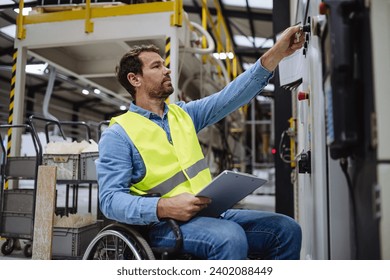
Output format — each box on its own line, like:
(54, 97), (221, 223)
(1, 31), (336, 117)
(196, 170), (267, 218)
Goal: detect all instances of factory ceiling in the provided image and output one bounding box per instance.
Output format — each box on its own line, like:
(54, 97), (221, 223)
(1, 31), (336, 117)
(0, 0), (275, 120)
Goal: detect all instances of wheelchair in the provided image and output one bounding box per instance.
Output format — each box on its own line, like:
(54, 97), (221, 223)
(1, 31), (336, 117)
(82, 218), (195, 260)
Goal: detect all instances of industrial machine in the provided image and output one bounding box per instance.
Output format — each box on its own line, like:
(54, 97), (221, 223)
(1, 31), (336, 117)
(278, 0), (389, 259)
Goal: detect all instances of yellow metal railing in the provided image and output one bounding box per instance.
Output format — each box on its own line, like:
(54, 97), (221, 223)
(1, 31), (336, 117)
(16, 0), (239, 78)
(17, 0), (183, 39)
(194, 1), (244, 116)
(198, 0), (241, 80)
(17, 0), (26, 39)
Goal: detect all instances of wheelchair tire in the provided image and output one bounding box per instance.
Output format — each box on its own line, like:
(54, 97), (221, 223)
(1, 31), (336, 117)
(82, 225), (155, 260)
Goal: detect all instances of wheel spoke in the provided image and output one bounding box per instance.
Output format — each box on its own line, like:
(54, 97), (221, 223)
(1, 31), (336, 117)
(82, 228), (155, 260)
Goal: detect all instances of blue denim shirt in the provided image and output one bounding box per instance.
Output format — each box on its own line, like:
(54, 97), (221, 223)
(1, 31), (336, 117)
(96, 59), (273, 225)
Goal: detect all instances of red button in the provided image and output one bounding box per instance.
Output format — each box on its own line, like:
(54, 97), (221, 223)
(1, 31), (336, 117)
(319, 2), (328, 15)
(298, 91), (309, 101)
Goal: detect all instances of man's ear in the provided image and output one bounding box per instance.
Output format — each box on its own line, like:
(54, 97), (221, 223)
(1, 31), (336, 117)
(127, 73), (141, 87)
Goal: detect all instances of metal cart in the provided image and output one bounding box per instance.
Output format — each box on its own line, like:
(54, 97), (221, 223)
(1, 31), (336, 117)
(28, 115), (97, 216)
(28, 116), (101, 259)
(0, 124), (40, 257)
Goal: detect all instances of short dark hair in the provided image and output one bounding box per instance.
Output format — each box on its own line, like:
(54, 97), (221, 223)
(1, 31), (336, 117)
(116, 44), (160, 99)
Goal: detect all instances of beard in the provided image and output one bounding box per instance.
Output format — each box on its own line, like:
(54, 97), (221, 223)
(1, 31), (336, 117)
(160, 83), (174, 99)
(148, 81), (174, 99)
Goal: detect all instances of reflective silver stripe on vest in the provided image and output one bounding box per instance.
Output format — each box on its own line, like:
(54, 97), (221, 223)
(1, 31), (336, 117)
(147, 158), (208, 196)
(185, 158), (208, 178)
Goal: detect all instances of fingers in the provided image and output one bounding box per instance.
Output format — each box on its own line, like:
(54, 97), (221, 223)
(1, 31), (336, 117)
(176, 201), (208, 221)
(283, 25), (302, 39)
(191, 196), (211, 216)
(195, 196), (212, 205)
(161, 193), (211, 221)
(193, 197), (211, 210)
(194, 203), (208, 211)
(281, 24), (303, 43)
(291, 38), (305, 49)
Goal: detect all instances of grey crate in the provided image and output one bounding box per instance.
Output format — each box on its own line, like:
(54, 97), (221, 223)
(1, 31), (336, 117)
(2, 189), (34, 213)
(43, 154), (80, 181)
(52, 222), (100, 258)
(0, 213), (33, 239)
(80, 152), (98, 181)
(0, 189), (34, 238)
(5, 156), (37, 179)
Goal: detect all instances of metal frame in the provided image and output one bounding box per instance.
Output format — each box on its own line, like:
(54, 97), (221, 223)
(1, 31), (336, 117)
(11, 1), (187, 157)
(370, 0), (390, 259)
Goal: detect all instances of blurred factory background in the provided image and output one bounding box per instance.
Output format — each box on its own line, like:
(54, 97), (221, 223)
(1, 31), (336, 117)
(0, 0), (389, 260)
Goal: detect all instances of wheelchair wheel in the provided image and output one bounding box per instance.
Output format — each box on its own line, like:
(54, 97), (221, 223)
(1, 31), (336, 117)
(82, 225), (155, 260)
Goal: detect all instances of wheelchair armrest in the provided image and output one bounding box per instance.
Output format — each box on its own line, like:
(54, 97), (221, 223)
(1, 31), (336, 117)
(149, 218), (183, 259)
(143, 193), (183, 258)
(165, 219), (183, 253)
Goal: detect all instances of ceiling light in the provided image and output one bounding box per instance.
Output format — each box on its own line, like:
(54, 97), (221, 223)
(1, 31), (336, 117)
(82, 89), (89, 95)
(234, 35), (274, 49)
(222, 0), (272, 10)
(25, 63), (48, 75)
(94, 88), (101, 94)
(13, 7), (32, 16)
(212, 52), (234, 60)
(120, 105), (127, 111)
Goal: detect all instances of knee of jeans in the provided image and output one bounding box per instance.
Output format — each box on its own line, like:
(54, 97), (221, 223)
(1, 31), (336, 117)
(280, 216), (302, 242)
(212, 223), (248, 258)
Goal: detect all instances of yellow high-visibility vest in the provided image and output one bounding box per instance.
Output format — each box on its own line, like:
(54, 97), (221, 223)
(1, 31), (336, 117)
(111, 104), (212, 197)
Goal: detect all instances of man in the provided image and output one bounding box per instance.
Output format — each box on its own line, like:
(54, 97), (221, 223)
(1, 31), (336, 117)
(97, 25), (304, 259)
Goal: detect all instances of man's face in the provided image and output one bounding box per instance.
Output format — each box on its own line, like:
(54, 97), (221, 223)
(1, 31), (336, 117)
(138, 51), (174, 99)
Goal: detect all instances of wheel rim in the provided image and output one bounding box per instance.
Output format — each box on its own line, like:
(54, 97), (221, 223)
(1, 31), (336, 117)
(82, 229), (155, 260)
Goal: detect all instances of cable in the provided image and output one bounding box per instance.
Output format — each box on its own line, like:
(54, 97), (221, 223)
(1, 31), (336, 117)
(278, 130), (291, 163)
(183, 21), (215, 55)
(339, 157), (359, 259)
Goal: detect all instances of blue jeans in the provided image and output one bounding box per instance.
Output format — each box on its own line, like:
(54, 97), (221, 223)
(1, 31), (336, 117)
(148, 209), (302, 260)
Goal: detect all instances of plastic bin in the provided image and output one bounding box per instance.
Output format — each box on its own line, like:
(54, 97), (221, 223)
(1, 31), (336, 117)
(2, 189), (34, 213)
(0, 189), (34, 239)
(0, 213), (33, 239)
(5, 156), (37, 179)
(43, 154), (80, 181)
(52, 222), (100, 258)
(80, 152), (99, 181)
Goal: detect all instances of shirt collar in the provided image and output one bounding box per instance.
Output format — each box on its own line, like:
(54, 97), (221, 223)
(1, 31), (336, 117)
(129, 102), (169, 119)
